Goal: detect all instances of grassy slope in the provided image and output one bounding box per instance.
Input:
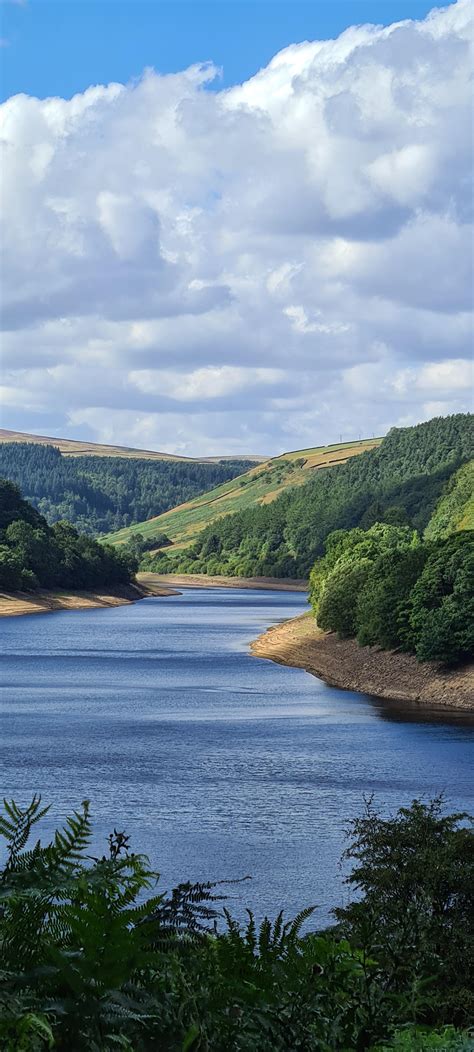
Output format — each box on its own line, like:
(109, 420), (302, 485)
(106, 438), (381, 549)
(0, 429), (266, 465)
(424, 460), (474, 538)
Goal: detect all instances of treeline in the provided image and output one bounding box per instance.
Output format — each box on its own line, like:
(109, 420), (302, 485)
(309, 523), (473, 665)
(0, 443), (253, 535)
(0, 479), (136, 592)
(1, 794), (472, 1050)
(144, 414), (473, 578)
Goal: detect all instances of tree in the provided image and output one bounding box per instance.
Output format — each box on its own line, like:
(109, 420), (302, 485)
(407, 531), (474, 664)
(356, 545), (427, 649)
(317, 559), (372, 637)
(334, 797), (474, 1027)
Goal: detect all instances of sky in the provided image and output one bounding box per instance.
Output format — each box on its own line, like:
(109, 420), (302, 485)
(0, 0), (472, 456)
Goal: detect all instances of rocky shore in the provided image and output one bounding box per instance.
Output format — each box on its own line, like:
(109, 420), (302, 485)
(0, 580), (179, 618)
(137, 572), (308, 591)
(251, 612), (474, 712)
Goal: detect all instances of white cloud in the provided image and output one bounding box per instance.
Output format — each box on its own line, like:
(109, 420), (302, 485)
(129, 365), (285, 401)
(0, 1), (472, 454)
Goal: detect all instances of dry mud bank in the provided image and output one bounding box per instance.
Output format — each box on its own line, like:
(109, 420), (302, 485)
(137, 572), (308, 592)
(251, 612), (474, 712)
(0, 580), (178, 618)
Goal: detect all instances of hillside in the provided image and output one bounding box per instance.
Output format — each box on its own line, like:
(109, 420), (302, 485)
(0, 479), (135, 593)
(133, 414), (473, 579)
(0, 428), (267, 464)
(106, 438), (381, 549)
(0, 443), (254, 535)
(424, 460), (474, 539)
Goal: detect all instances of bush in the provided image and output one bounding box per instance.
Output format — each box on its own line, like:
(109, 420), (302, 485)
(1, 796), (472, 1050)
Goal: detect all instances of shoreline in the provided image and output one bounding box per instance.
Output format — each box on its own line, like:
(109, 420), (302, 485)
(0, 573), (306, 619)
(137, 572), (308, 591)
(251, 612), (474, 712)
(0, 580), (179, 619)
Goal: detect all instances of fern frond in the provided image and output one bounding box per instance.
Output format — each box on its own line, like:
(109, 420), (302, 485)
(244, 909), (256, 953)
(0, 796), (50, 876)
(287, 905), (317, 943)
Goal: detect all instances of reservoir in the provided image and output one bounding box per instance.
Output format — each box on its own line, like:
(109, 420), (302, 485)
(1, 587), (473, 923)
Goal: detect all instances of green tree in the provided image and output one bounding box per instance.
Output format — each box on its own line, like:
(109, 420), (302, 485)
(407, 532), (474, 664)
(356, 545), (427, 649)
(334, 798), (474, 1028)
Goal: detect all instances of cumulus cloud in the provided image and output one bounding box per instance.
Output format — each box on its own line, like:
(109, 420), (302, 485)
(0, 0), (472, 454)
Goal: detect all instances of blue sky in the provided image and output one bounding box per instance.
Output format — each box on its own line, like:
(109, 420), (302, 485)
(2, 0), (437, 101)
(1, 0), (471, 455)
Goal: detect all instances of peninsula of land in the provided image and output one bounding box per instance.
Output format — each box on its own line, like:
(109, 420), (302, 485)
(251, 612), (474, 712)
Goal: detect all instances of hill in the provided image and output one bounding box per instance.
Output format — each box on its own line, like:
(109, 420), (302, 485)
(132, 414), (473, 579)
(0, 429), (267, 464)
(105, 438), (381, 550)
(0, 443), (254, 536)
(0, 428), (195, 461)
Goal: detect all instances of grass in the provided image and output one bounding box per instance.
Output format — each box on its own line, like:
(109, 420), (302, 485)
(106, 437), (382, 550)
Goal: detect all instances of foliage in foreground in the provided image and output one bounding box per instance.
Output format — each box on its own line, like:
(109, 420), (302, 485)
(0, 796), (472, 1051)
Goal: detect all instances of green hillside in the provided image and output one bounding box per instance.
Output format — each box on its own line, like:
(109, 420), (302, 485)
(424, 460), (474, 539)
(0, 443), (254, 536)
(105, 438), (381, 549)
(136, 414), (473, 579)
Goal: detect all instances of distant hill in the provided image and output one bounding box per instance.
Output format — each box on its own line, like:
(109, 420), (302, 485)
(0, 442), (255, 535)
(0, 429), (267, 464)
(105, 438), (382, 550)
(123, 414), (473, 579)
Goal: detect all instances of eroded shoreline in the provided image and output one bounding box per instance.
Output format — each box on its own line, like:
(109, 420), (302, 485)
(251, 612), (474, 712)
(138, 572), (308, 591)
(0, 573), (307, 618)
(0, 580), (179, 618)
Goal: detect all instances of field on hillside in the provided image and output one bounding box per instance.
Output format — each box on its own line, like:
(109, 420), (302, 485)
(107, 438), (381, 549)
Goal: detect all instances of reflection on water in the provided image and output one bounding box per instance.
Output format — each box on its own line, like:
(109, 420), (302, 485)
(1, 588), (473, 922)
(367, 694), (474, 729)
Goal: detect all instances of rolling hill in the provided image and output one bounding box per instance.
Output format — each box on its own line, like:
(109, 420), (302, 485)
(105, 438), (382, 550)
(0, 442), (255, 536)
(0, 429), (267, 464)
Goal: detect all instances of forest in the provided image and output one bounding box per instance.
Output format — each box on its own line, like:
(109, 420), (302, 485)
(309, 524), (473, 665)
(145, 414), (473, 579)
(0, 444), (253, 535)
(0, 479), (136, 592)
(141, 414), (473, 668)
(1, 793), (472, 1051)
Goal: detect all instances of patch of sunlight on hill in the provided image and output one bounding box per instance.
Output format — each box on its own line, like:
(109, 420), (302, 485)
(106, 438), (381, 550)
(424, 460), (474, 540)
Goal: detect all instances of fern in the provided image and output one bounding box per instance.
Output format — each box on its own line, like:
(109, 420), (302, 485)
(1, 796), (470, 1050)
(0, 796), (50, 876)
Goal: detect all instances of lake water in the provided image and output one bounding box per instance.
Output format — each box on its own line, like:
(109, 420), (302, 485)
(1, 587), (473, 923)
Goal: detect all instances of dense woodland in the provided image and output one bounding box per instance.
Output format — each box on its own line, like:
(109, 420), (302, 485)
(142, 414), (473, 667)
(309, 524), (473, 665)
(0, 479), (136, 592)
(146, 415), (473, 579)
(0, 444), (252, 535)
(1, 794), (472, 1051)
